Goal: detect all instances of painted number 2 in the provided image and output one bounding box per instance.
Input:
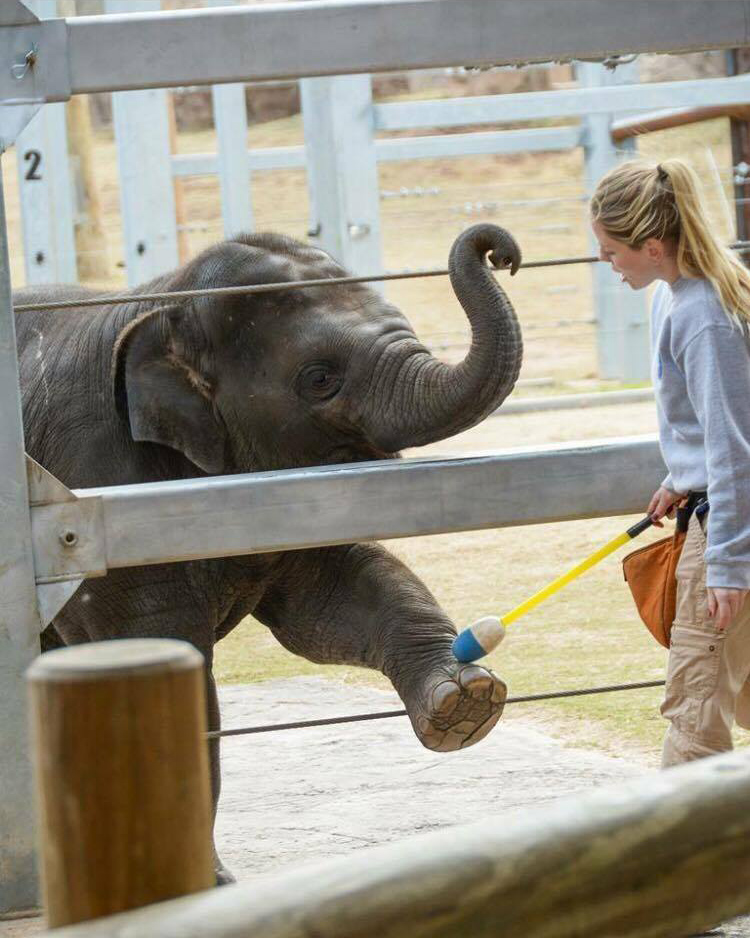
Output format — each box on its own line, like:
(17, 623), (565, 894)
(24, 150), (42, 181)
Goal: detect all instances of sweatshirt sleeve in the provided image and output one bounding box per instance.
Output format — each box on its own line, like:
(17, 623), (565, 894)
(661, 472), (675, 492)
(681, 324), (750, 589)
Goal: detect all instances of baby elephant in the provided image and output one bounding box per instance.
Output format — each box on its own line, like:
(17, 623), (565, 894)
(15, 223), (523, 882)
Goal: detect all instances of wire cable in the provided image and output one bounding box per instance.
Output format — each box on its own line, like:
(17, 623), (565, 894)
(17, 243), (750, 314)
(207, 678), (665, 739)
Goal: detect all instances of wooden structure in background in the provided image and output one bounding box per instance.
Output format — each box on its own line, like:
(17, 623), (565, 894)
(728, 50), (750, 244)
(167, 93), (190, 264)
(59, 0), (110, 282)
(612, 102), (750, 141)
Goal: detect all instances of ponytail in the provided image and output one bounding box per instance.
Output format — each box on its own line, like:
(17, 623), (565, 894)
(591, 158), (750, 333)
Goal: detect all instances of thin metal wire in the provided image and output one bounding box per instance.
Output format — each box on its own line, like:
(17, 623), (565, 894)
(16, 242), (750, 315)
(11, 256), (595, 313)
(206, 678), (665, 740)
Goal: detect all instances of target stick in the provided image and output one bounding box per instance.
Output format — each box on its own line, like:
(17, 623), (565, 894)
(452, 515), (654, 663)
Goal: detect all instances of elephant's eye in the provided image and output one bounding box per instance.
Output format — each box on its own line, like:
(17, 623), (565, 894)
(297, 363), (342, 401)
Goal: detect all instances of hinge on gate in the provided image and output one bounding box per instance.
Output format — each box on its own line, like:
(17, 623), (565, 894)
(27, 456), (106, 628)
(0, 1), (71, 151)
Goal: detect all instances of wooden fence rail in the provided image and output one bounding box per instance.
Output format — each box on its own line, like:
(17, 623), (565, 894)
(612, 103), (750, 141)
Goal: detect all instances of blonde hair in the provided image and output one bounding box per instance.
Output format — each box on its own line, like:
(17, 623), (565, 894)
(591, 158), (750, 332)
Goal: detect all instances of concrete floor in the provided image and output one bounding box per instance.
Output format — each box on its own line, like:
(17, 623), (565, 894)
(4, 677), (750, 937)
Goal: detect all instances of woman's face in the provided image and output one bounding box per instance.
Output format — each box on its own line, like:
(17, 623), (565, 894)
(591, 219), (659, 290)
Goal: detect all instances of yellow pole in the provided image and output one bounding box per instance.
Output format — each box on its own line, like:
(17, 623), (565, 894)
(452, 515), (653, 661)
(502, 531), (632, 627)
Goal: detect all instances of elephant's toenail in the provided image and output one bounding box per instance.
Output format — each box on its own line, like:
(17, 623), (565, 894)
(431, 680), (460, 716)
(491, 682), (508, 704)
(459, 666), (492, 690)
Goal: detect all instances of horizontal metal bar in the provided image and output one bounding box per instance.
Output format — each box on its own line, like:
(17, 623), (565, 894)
(375, 125), (583, 161)
(374, 74), (750, 131)
(65, 1), (749, 94)
(172, 146), (305, 177)
(170, 126), (582, 179)
(495, 388), (654, 416)
(67, 438), (665, 571)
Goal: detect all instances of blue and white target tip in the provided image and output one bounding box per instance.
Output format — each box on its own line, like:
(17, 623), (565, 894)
(452, 616), (506, 663)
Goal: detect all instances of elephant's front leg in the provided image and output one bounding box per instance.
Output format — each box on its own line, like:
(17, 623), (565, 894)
(255, 544), (506, 752)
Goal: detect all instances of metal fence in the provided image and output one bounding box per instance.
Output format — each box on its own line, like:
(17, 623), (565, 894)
(12, 2), (750, 385)
(1, 0), (749, 925)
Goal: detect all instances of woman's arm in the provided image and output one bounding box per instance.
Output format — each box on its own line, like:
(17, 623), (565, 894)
(682, 323), (750, 626)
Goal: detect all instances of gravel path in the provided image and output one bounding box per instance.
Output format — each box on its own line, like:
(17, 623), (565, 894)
(5, 676), (750, 937)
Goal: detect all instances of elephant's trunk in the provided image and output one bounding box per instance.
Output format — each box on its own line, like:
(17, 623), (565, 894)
(369, 224), (523, 452)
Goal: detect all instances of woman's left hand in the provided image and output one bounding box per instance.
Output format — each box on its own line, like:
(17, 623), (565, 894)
(707, 587), (750, 631)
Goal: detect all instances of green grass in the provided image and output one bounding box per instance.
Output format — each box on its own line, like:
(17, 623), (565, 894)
(213, 515), (750, 763)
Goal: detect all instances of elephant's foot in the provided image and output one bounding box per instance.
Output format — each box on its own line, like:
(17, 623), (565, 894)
(216, 864), (236, 887)
(214, 849), (236, 887)
(408, 663), (507, 752)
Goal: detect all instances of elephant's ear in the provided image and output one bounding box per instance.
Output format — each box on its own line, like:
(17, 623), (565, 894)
(112, 305), (226, 474)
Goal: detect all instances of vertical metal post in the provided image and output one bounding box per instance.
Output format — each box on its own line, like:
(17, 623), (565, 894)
(727, 50), (750, 247)
(0, 155), (42, 915)
(15, 0), (76, 285)
(212, 83), (253, 237)
(579, 61), (650, 384)
(206, 0), (253, 238)
(106, 0), (178, 286)
(16, 103), (77, 284)
(300, 75), (383, 284)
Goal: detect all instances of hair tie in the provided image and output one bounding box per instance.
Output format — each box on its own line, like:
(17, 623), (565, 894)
(657, 164), (669, 183)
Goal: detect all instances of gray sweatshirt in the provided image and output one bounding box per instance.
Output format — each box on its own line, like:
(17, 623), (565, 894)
(651, 277), (750, 589)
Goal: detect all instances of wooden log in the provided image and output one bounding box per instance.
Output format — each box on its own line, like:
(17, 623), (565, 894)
(59, 1), (111, 284)
(611, 103), (750, 141)
(27, 639), (214, 929)
(64, 94), (112, 282)
(39, 748), (750, 938)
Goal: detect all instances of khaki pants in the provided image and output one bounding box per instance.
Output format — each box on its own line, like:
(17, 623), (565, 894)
(661, 511), (750, 768)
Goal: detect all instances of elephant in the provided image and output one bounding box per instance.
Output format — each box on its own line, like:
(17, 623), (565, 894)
(14, 222), (523, 883)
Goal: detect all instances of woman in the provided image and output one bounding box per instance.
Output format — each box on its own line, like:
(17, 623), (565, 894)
(591, 158), (750, 766)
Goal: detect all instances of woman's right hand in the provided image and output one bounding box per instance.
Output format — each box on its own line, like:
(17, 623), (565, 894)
(647, 486), (686, 528)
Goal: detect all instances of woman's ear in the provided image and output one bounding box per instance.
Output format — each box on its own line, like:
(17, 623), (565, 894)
(644, 238), (665, 265)
(112, 305), (226, 474)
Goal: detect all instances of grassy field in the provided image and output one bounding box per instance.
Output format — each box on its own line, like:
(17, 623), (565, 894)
(3, 88), (744, 766)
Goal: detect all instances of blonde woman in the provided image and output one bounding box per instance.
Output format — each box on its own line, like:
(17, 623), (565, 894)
(591, 158), (750, 767)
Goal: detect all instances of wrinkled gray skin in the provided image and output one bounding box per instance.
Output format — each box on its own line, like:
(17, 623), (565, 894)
(15, 223), (523, 884)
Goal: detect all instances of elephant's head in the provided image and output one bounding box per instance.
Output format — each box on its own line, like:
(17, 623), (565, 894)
(112, 224), (523, 474)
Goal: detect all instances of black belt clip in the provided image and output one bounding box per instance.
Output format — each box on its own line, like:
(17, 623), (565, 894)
(676, 490), (708, 533)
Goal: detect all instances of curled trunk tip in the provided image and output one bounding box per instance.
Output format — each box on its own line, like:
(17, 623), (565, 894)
(366, 223), (524, 452)
(450, 222), (522, 276)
